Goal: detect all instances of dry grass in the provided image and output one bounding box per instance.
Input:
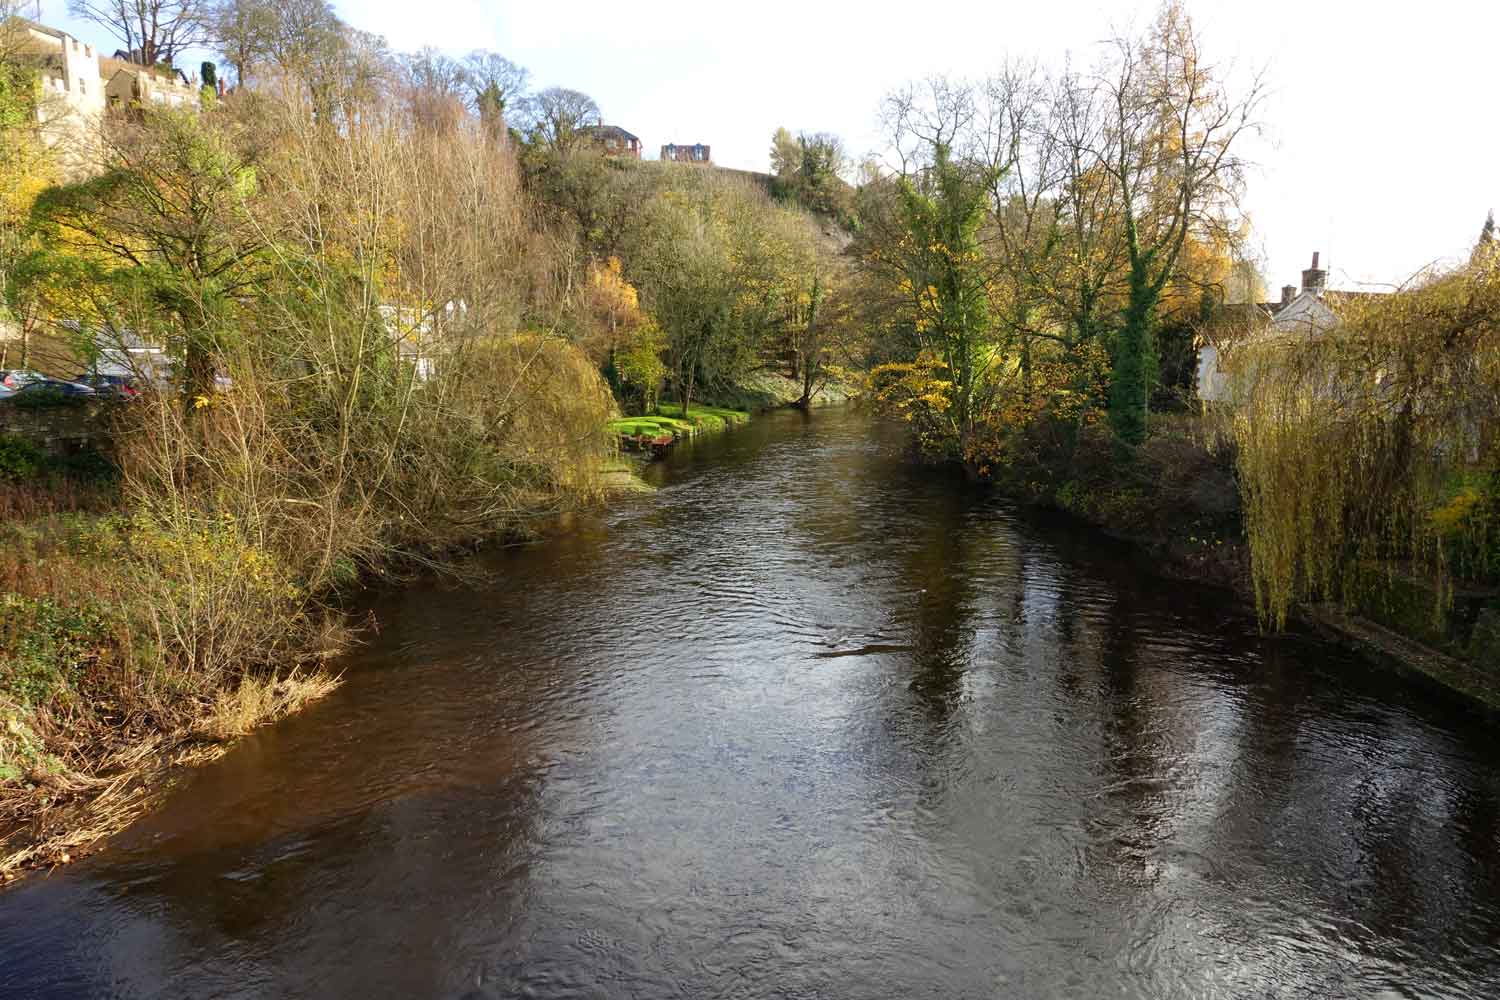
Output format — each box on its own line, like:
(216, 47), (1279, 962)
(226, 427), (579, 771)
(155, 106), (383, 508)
(0, 666), (340, 880)
(199, 669), (342, 741)
(0, 476), (117, 521)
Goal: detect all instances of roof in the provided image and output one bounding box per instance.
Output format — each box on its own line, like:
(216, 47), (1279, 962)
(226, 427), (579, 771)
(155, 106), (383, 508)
(580, 125), (640, 143)
(17, 17), (67, 41)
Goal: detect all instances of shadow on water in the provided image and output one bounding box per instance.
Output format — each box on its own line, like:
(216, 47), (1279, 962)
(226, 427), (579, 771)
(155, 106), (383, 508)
(3, 407), (1500, 999)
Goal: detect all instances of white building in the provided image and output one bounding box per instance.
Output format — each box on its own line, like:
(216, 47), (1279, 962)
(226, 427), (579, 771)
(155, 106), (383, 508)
(16, 18), (201, 175)
(1196, 252), (1369, 403)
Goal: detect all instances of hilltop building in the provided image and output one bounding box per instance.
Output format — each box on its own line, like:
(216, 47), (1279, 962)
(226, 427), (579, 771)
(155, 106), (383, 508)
(660, 142), (710, 165)
(13, 18), (201, 173)
(580, 125), (642, 159)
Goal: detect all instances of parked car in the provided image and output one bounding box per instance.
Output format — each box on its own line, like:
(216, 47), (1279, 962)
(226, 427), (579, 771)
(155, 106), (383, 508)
(0, 369), (44, 391)
(76, 372), (141, 399)
(1, 378), (97, 402)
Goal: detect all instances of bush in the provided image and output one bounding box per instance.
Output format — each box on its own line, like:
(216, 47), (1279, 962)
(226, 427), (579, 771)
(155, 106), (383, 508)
(1429, 469), (1500, 585)
(0, 435), (44, 481)
(0, 594), (108, 707)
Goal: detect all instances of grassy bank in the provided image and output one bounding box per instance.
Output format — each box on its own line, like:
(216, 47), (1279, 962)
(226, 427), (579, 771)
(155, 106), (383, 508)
(607, 373), (856, 451)
(0, 477), (347, 877)
(607, 403), (750, 445)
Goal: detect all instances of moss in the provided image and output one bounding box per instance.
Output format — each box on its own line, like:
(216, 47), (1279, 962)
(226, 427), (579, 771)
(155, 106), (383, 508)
(606, 415), (696, 440)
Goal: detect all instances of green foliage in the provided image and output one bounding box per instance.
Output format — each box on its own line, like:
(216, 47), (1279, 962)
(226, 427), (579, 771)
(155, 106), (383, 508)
(0, 434), (43, 481)
(652, 402), (749, 434)
(860, 142), (1003, 462)
(614, 318), (669, 412)
(0, 594), (107, 707)
(23, 106), (265, 400)
(1428, 470), (1500, 585)
(523, 152), (835, 415)
(606, 403), (748, 442)
(1108, 285), (1155, 445)
(769, 129), (853, 224)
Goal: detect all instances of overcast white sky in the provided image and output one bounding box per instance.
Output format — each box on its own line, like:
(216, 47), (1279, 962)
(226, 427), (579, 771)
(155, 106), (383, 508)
(38, 0), (1500, 292)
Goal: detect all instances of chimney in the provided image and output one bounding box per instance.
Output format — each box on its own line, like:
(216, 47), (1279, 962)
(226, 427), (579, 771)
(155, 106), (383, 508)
(1281, 284), (1297, 306)
(1301, 251), (1327, 296)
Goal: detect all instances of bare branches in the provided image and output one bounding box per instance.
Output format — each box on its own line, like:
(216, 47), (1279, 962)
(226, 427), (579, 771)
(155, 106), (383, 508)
(515, 87), (601, 154)
(68, 0), (208, 66)
(880, 76), (978, 178)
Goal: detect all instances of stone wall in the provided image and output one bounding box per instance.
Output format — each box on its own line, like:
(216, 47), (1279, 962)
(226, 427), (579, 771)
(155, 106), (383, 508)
(0, 401), (116, 457)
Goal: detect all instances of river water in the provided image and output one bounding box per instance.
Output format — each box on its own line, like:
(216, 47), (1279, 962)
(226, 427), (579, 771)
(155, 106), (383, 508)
(3, 408), (1500, 999)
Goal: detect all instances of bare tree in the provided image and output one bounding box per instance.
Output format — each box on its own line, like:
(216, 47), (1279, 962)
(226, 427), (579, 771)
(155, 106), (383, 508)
(208, 0), (274, 85)
(517, 86), (600, 153)
(986, 62), (1130, 354)
(463, 49), (528, 139)
(69, 0), (208, 66)
(402, 46), (466, 134)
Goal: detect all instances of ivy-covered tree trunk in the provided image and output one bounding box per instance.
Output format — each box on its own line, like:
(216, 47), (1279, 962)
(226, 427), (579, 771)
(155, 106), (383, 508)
(1109, 260), (1156, 446)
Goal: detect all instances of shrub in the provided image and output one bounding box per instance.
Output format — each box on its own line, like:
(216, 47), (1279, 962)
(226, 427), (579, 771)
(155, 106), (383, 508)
(0, 594), (108, 707)
(0, 435), (44, 481)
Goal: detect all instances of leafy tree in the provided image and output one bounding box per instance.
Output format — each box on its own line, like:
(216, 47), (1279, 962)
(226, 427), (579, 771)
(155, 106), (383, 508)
(1099, 1), (1262, 443)
(857, 80), (1000, 464)
(0, 8), (54, 369)
(768, 128), (851, 221)
(769, 127), (800, 176)
(24, 107), (266, 400)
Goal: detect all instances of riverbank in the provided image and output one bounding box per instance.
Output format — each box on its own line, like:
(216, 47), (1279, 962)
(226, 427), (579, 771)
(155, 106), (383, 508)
(0, 383), (827, 880)
(0, 493), (349, 880)
(607, 373), (855, 457)
(7, 404), (1498, 999)
(984, 413), (1500, 711)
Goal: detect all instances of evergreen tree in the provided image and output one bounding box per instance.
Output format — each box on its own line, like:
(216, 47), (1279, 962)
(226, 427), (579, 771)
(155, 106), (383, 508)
(1475, 210), (1496, 262)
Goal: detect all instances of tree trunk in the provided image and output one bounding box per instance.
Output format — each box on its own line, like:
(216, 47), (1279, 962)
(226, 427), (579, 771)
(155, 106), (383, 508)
(1110, 258), (1156, 447)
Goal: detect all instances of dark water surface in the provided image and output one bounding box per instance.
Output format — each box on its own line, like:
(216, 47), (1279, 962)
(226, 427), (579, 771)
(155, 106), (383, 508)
(4, 409), (1500, 999)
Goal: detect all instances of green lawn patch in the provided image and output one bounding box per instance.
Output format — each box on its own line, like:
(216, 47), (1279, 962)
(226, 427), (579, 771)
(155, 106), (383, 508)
(606, 404), (749, 442)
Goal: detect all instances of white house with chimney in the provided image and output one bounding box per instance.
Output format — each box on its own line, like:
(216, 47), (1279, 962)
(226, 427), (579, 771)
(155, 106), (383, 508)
(1196, 252), (1372, 403)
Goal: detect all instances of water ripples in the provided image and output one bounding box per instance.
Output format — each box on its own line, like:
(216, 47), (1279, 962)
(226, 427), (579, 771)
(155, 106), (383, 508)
(2, 409), (1499, 998)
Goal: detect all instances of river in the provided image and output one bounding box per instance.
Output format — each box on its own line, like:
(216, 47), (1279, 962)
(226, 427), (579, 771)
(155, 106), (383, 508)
(2, 408), (1499, 998)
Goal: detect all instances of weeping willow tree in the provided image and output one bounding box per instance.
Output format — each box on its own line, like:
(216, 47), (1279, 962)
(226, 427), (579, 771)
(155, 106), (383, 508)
(1216, 253), (1500, 628)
